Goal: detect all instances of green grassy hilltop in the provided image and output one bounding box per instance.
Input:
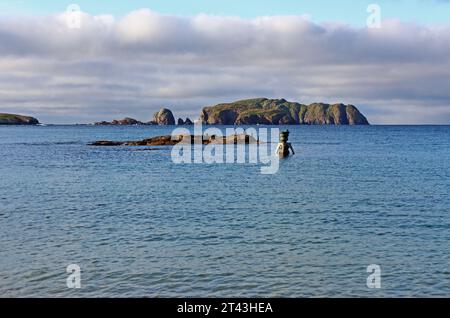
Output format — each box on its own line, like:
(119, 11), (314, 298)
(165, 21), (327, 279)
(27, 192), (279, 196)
(0, 113), (40, 125)
(200, 98), (369, 125)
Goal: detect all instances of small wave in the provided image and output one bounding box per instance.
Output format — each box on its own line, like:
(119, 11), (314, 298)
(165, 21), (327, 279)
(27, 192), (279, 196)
(303, 142), (341, 145)
(10, 141), (82, 146)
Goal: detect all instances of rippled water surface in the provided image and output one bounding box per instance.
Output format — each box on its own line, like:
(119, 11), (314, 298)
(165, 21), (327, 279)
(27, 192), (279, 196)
(1, 125), (449, 297)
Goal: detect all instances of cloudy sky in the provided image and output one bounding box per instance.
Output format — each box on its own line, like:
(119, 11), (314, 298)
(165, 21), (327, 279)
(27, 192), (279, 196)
(1, 0), (450, 124)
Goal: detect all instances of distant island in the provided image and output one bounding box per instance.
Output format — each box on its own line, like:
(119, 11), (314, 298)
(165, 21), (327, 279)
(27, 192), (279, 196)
(95, 98), (369, 126)
(2, 98), (370, 126)
(0, 113), (40, 125)
(94, 108), (194, 126)
(201, 98), (369, 125)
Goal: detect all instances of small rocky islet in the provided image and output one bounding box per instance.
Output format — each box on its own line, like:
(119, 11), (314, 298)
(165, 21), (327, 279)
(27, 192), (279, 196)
(90, 133), (259, 147)
(94, 108), (192, 126)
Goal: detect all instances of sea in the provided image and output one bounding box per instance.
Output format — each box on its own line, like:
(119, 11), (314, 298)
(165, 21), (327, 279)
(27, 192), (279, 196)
(0, 125), (449, 297)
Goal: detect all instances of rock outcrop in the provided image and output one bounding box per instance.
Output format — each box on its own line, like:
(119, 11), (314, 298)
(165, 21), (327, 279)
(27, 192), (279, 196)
(200, 98), (369, 125)
(94, 117), (146, 125)
(153, 108), (175, 125)
(177, 117), (194, 125)
(0, 113), (40, 125)
(90, 134), (258, 147)
(184, 118), (194, 125)
(93, 109), (178, 126)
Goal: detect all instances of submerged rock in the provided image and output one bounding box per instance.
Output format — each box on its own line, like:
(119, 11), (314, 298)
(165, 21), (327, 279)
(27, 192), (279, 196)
(89, 140), (125, 146)
(90, 134), (259, 147)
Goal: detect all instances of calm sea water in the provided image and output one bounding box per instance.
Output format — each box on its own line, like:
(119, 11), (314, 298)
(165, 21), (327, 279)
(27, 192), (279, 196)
(0, 125), (449, 297)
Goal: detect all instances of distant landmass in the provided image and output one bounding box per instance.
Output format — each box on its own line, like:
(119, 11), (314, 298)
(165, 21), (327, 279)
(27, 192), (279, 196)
(2, 98), (370, 126)
(200, 98), (369, 125)
(0, 113), (39, 125)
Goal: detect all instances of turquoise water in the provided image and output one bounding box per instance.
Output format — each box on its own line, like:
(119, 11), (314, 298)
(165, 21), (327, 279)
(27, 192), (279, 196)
(1, 125), (449, 297)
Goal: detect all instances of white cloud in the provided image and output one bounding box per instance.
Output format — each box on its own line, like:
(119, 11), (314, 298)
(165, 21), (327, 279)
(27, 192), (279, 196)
(0, 9), (450, 124)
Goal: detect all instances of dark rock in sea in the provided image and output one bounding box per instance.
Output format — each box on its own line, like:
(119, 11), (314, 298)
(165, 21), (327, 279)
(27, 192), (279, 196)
(153, 108), (175, 125)
(131, 148), (166, 152)
(112, 118), (144, 125)
(94, 121), (112, 126)
(0, 113), (40, 125)
(127, 135), (184, 146)
(89, 140), (125, 146)
(94, 117), (145, 125)
(177, 117), (194, 125)
(200, 98), (369, 125)
(90, 134), (259, 147)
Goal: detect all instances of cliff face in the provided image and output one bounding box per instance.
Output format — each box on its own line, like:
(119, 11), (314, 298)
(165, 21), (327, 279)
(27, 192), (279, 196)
(153, 108), (175, 125)
(93, 109), (177, 126)
(200, 98), (369, 125)
(0, 113), (39, 125)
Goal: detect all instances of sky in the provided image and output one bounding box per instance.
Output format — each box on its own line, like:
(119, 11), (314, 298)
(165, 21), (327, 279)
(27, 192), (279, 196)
(0, 0), (450, 124)
(2, 0), (450, 25)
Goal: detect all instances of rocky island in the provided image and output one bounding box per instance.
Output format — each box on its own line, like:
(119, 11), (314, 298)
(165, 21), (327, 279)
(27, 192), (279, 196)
(92, 98), (368, 127)
(0, 113), (40, 125)
(153, 108), (175, 125)
(90, 133), (258, 147)
(94, 117), (147, 126)
(94, 108), (194, 126)
(178, 118), (194, 125)
(200, 98), (369, 125)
